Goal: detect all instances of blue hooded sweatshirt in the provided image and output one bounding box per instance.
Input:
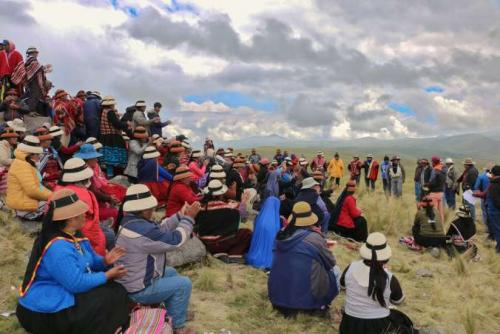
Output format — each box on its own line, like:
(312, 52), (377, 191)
(268, 229), (338, 310)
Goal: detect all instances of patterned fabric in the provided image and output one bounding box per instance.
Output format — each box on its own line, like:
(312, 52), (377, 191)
(100, 108), (122, 136)
(101, 146), (127, 167)
(125, 306), (173, 334)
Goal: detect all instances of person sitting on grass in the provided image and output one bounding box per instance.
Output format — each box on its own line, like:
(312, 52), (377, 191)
(115, 184), (199, 334)
(329, 180), (368, 242)
(17, 189), (129, 334)
(195, 179), (252, 264)
(339, 232), (418, 334)
(295, 177), (330, 233)
(412, 196), (447, 249)
(268, 202), (339, 319)
(6, 135), (52, 220)
(446, 205), (477, 256)
(166, 165), (202, 218)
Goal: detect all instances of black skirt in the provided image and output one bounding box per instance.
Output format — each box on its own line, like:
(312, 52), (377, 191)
(16, 282), (130, 334)
(339, 309), (418, 334)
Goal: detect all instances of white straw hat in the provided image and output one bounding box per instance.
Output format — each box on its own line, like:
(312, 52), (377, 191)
(85, 137), (103, 150)
(299, 158), (308, 166)
(123, 184), (158, 212)
(143, 146), (160, 159)
(445, 158), (453, 164)
(48, 125), (63, 137)
(18, 135), (43, 154)
(209, 164), (226, 179)
(62, 158), (94, 183)
(301, 177), (320, 189)
(191, 150), (202, 159)
(203, 179), (228, 196)
(135, 100), (146, 108)
(359, 232), (392, 262)
(101, 96), (116, 106)
(7, 118), (26, 132)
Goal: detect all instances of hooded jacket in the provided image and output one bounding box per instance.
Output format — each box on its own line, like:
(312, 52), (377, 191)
(6, 149), (52, 211)
(268, 229), (338, 310)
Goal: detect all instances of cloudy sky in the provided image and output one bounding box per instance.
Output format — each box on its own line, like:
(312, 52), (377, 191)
(2, 0), (500, 144)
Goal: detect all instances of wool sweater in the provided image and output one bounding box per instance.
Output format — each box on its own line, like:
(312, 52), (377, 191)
(166, 182), (200, 217)
(337, 195), (362, 229)
(19, 238), (107, 313)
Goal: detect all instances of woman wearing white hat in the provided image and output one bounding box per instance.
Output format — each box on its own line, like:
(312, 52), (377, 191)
(115, 184), (200, 334)
(56, 158), (107, 255)
(339, 232), (417, 334)
(196, 179), (252, 264)
(188, 150), (208, 185)
(47, 125), (84, 164)
(137, 146), (173, 207)
(6, 135), (52, 220)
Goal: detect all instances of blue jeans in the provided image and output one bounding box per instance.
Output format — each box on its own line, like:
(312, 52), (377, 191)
(444, 187), (456, 209)
(487, 210), (500, 253)
(130, 267), (192, 329)
(414, 182), (421, 202)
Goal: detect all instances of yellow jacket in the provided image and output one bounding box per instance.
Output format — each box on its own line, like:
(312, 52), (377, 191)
(328, 158), (344, 178)
(6, 149), (52, 211)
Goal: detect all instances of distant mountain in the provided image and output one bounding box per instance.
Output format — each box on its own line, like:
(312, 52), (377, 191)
(222, 130), (500, 160)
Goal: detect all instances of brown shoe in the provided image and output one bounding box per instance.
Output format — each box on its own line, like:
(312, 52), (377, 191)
(173, 327), (196, 334)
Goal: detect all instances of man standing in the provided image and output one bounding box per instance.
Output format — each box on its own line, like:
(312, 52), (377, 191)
(147, 102), (171, 137)
(248, 148), (261, 164)
(327, 152), (344, 188)
(457, 158), (479, 221)
(348, 155), (362, 184)
(362, 154), (379, 191)
(474, 163), (493, 227)
(132, 100), (158, 133)
(310, 151), (327, 172)
(389, 155), (405, 198)
(274, 149), (284, 164)
(0, 41), (9, 101)
(427, 156), (446, 223)
(380, 156), (391, 196)
(444, 158), (458, 209)
(84, 91), (102, 138)
(414, 159), (424, 202)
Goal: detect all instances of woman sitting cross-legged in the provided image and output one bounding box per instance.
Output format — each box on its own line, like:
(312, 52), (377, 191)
(329, 180), (368, 242)
(115, 184), (200, 334)
(16, 189), (129, 334)
(138, 145), (173, 207)
(268, 202), (339, 319)
(339, 232), (417, 334)
(412, 196), (447, 248)
(195, 179), (253, 264)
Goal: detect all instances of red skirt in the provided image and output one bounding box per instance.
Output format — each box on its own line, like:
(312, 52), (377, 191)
(102, 183), (126, 202)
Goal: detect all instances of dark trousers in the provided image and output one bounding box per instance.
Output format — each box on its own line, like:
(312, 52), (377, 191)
(382, 178), (390, 196)
(331, 216), (368, 242)
(202, 229), (252, 256)
(444, 187), (456, 209)
(364, 178), (375, 191)
(352, 175), (361, 185)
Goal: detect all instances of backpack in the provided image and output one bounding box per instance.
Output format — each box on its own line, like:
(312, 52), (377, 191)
(125, 305), (173, 334)
(121, 106), (136, 123)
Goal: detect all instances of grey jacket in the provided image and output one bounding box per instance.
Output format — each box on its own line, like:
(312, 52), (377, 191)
(124, 140), (148, 178)
(132, 110), (154, 132)
(116, 213), (194, 293)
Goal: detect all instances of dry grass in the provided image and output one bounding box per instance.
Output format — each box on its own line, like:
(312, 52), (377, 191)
(1, 149), (499, 333)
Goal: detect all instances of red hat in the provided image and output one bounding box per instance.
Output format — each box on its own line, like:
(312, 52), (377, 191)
(431, 156), (441, 164)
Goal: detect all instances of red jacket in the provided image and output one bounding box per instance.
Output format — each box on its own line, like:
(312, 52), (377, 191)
(55, 184), (106, 256)
(166, 181), (200, 217)
(337, 195), (362, 229)
(0, 51), (9, 77)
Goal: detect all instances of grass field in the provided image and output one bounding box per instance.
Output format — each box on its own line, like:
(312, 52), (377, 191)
(0, 148), (499, 334)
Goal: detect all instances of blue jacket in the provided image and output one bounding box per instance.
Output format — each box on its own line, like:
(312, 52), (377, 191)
(19, 238), (107, 313)
(381, 161), (390, 180)
(474, 172), (490, 193)
(84, 95), (102, 138)
(138, 159), (173, 183)
(268, 229), (338, 310)
(147, 111), (169, 137)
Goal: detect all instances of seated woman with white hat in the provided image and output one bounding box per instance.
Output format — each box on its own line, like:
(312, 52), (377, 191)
(16, 189), (129, 334)
(295, 177), (330, 233)
(446, 205), (476, 255)
(115, 184), (200, 334)
(339, 232), (417, 334)
(56, 158), (107, 255)
(195, 179), (252, 264)
(329, 180), (368, 242)
(268, 202), (339, 318)
(138, 146), (173, 207)
(49, 125), (84, 164)
(6, 135), (52, 220)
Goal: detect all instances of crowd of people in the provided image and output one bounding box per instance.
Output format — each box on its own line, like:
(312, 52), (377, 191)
(1, 41), (499, 334)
